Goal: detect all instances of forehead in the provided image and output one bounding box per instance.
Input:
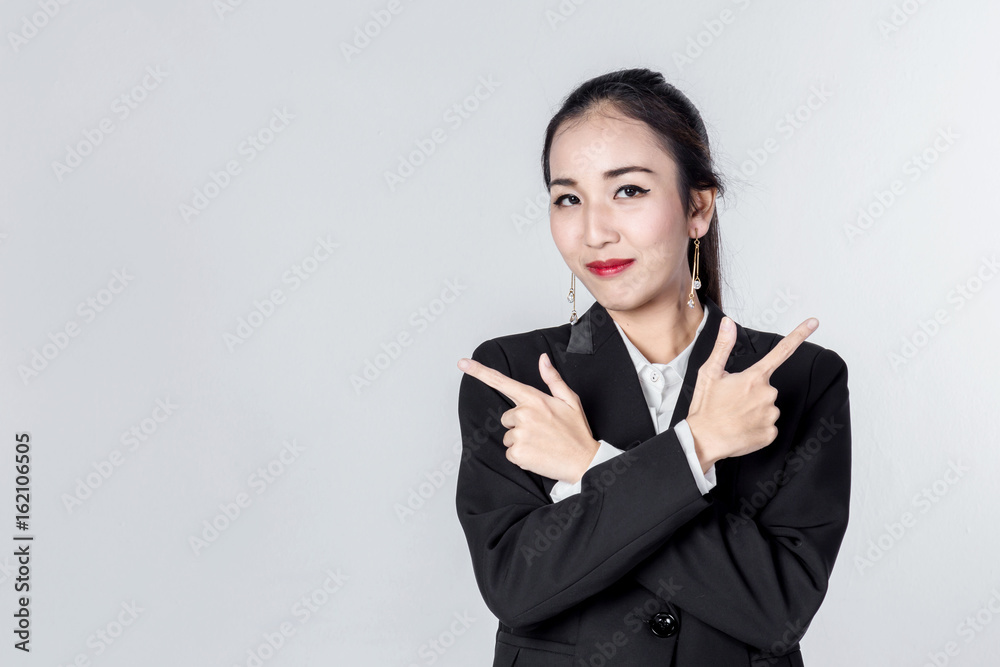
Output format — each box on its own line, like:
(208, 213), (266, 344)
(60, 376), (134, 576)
(549, 110), (673, 178)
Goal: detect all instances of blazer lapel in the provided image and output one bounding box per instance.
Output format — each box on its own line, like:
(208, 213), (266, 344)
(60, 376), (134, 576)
(547, 296), (757, 496)
(667, 295), (756, 430)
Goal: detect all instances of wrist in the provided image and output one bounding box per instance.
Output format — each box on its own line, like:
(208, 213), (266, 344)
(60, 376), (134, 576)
(687, 415), (721, 472)
(571, 438), (601, 484)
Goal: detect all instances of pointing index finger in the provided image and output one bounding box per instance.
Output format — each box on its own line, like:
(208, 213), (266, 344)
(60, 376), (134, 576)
(457, 357), (540, 406)
(752, 318), (819, 379)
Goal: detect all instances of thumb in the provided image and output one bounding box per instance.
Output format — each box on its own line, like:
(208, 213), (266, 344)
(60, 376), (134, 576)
(538, 353), (579, 405)
(701, 316), (736, 377)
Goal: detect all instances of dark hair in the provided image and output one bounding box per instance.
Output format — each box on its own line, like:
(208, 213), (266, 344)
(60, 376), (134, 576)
(541, 67), (726, 308)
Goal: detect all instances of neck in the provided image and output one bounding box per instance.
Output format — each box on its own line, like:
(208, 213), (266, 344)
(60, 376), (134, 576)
(607, 291), (705, 364)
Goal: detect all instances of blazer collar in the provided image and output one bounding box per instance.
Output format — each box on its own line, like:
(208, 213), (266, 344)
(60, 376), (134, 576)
(539, 295), (758, 498)
(564, 294), (756, 440)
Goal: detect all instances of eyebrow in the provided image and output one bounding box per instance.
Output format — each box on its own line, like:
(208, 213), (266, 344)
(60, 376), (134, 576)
(549, 165), (655, 189)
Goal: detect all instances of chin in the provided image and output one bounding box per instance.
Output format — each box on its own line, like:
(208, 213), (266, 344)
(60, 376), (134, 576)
(593, 281), (676, 314)
(592, 291), (646, 314)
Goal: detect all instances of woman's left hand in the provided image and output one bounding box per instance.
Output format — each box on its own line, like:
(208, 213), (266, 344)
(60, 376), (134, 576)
(457, 352), (600, 484)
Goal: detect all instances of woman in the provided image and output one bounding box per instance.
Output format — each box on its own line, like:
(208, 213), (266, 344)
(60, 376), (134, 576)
(455, 68), (851, 667)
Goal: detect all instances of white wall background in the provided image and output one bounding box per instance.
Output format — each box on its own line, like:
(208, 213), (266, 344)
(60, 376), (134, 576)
(1, 1), (998, 665)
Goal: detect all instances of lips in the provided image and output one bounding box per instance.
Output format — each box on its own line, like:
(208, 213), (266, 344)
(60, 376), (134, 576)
(586, 258), (634, 276)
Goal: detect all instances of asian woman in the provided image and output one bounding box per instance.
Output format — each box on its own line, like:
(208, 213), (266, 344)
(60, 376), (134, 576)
(455, 67), (851, 667)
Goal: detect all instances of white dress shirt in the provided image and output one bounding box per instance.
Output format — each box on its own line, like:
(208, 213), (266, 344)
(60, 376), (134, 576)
(550, 305), (717, 503)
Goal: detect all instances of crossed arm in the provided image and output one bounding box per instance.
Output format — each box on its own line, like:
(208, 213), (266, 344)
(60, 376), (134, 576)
(456, 339), (712, 628)
(628, 347), (851, 651)
(455, 338), (850, 651)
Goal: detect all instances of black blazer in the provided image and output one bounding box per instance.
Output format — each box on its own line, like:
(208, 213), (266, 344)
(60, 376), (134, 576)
(455, 295), (851, 666)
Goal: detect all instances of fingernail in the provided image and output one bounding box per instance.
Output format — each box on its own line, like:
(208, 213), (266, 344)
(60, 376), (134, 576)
(541, 353), (551, 367)
(458, 359), (470, 370)
(721, 317), (733, 331)
(807, 318), (818, 330)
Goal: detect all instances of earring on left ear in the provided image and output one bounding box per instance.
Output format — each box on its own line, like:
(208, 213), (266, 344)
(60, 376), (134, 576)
(567, 272), (578, 324)
(687, 235), (701, 308)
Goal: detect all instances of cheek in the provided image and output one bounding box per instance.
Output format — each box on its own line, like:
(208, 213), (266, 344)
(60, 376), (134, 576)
(549, 217), (577, 253)
(629, 209), (688, 255)
(624, 224), (672, 260)
(629, 229), (686, 272)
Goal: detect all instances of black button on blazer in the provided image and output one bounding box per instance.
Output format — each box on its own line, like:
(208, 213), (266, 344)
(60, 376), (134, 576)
(456, 295), (851, 667)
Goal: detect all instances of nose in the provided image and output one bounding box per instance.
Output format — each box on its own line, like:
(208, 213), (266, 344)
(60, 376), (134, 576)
(581, 200), (617, 247)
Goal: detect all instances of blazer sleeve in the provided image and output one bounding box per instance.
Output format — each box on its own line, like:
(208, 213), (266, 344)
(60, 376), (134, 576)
(627, 347), (851, 654)
(455, 339), (713, 629)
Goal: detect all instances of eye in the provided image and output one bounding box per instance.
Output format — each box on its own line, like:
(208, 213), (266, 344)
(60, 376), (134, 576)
(552, 186), (648, 207)
(616, 184), (649, 199)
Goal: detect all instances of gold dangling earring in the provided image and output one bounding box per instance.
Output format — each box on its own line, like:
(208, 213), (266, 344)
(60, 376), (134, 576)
(687, 235), (701, 308)
(567, 272), (578, 324)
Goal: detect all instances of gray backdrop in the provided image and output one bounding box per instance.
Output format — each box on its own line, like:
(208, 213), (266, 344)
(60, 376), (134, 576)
(1, 1), (998, 665)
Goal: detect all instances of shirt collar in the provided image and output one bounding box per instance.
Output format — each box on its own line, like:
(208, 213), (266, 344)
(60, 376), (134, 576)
(612, 305), (710, 388)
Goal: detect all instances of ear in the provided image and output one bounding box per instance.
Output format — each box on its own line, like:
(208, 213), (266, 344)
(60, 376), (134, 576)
(688, 186), (717, 237)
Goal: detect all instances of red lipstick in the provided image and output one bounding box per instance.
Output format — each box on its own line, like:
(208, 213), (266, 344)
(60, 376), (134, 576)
(586, 258), (634, 277)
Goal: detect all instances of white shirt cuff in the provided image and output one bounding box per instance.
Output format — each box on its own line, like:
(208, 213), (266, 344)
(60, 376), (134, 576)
(675, 418), (717, 495)
(549, 439), (624, 502)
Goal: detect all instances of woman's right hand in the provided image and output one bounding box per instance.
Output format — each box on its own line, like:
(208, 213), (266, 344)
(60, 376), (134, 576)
(686, 316), (819, 472)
